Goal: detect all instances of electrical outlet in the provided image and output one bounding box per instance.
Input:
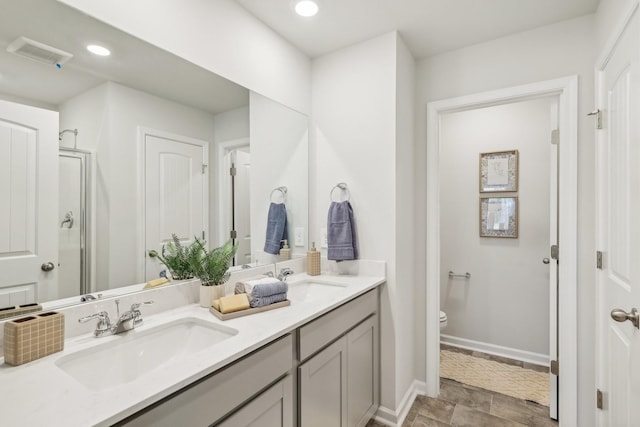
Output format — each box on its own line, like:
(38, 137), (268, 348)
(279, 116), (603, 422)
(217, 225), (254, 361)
(320, 227), (328, 248)
(295, 227), (304, 246)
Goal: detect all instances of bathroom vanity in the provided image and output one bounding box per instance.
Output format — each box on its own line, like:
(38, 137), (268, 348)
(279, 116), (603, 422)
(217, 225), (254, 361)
(0, 267), (384, 427)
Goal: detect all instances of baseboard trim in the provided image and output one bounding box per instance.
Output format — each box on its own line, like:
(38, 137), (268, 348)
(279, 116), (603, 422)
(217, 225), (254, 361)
(440, 334), (549, 366)
(373, 380), (426, 426)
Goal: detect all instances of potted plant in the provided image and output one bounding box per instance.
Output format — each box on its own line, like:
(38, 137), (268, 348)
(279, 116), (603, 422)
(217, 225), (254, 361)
(153, 234), (200, 280)
(190, 238), (238, 307)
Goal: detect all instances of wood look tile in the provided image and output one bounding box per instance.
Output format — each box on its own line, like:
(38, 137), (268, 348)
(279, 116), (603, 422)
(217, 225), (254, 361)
(412, 414), (452, 427)
(415, 395), (455, 424)
(450, 404), (528, 427)
(471, 351), (524, 368)
(490, 393), (558, 427)
(439, 379), (492, 412)
(523, 362), (550, 373)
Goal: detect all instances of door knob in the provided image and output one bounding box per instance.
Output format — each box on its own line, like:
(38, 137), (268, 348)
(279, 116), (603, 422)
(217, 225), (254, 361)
(41, 262), (55, 272)
(542, 258), (550, 264)
(611, 308), (639, 329)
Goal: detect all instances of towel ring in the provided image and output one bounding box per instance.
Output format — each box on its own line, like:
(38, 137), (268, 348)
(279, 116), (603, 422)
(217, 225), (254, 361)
(330, 182), (350, 202)
(270, 186), (287, 203)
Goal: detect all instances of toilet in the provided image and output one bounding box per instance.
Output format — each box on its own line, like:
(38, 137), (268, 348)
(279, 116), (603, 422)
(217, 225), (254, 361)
(440, 310), (448, 330)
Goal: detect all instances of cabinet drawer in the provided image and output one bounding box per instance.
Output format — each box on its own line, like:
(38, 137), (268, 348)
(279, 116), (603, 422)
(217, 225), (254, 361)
(119, 334), (293, 427)
(298, 289), (377, 361)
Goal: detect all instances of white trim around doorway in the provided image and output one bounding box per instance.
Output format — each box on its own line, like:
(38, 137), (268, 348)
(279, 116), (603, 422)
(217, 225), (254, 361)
(425, 76), (578, 426)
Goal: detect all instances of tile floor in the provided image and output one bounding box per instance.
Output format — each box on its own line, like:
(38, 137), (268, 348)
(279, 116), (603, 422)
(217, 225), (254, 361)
(367, 346), (558, 427)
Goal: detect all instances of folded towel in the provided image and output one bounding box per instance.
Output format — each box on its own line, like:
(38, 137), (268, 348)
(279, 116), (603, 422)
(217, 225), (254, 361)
(216, 294), (250, 314)
(264, 202), (288, 255)
(250, 292), (288, 308)
(234, 275), (270, 294)
(327, 201), (358, 261)
(235, 276), (281, 295)
(251, 281), (288, 298)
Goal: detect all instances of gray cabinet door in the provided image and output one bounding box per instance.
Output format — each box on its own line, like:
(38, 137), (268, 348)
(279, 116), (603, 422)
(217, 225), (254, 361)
(216, 376), (293, 427)
(299, 337), (348, 427)
(347, 315), (379, 427)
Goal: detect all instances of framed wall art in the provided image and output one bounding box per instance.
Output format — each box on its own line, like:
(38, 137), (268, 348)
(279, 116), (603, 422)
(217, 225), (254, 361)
(479, 149), (518, 192)
(480, 196), (518, 238)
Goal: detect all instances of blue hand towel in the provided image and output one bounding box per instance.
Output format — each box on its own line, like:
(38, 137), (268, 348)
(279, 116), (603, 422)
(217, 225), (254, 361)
(327, 201), (358, 261)
(264, 202), (288, 255)
(250, 292), (288, 308)
(251, 281), (288, 298)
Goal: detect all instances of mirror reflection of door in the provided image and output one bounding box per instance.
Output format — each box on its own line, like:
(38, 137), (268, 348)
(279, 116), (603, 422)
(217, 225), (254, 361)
(144, 129), (208, 281)
(0, 99), (58, 305)
(224, 148), (251, 266)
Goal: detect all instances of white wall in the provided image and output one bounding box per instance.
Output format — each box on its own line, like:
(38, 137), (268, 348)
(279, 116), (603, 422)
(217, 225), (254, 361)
(59, 82), (216, 290)
(58, 0), (311, 115)
(213, 107), (249, 144)
(250, 92), (309, 263)
(311, 31), (410, 415)
(395, 35), (417, 407)
(414, 14), (596, 426)
(440, 98), (553, 357)
(596, 0), (637, 52)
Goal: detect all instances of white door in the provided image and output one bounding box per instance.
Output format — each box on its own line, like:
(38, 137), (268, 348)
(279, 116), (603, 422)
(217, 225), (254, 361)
(0, 100), (58, 305)
(144, 131), (207, 281)
(596, 6), (640, 426)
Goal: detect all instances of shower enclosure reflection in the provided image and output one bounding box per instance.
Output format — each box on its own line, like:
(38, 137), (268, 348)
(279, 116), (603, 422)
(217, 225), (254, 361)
(58, 146), (92, 298)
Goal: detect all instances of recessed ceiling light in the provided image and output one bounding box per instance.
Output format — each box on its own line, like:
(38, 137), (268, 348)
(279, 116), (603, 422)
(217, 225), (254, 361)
(87, 44), (110, 56)
(293, 0), (319, 17)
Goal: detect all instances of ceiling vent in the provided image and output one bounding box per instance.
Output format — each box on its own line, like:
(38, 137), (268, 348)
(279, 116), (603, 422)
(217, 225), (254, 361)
(7, 36), (73, 66)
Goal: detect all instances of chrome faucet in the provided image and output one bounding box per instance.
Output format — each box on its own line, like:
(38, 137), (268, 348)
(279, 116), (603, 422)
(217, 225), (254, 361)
(278, 267), (295, 281)
(78, 300), (154, 337)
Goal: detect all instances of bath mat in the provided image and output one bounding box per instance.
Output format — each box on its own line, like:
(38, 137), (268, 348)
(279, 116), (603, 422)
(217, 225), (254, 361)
(440, 349), (549, 406)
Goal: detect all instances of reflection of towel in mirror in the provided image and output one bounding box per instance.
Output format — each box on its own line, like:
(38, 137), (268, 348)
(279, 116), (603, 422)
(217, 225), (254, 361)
(250, 292), (287, 308)
(327, 201), (358, 261)
(264, 202), (288, 255)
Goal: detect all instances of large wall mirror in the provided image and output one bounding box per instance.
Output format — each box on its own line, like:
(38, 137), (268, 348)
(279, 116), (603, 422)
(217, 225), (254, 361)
(0, 0), (308, 316)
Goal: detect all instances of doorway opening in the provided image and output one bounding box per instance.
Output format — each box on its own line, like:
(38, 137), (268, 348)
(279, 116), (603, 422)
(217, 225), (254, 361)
(437, 97), (558, 421)
(426, 77), (578, 425)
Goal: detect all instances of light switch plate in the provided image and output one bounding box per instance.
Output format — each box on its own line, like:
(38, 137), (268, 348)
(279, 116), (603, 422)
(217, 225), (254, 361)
(320, 227), (328, 248)
(294, 227), (304, 247)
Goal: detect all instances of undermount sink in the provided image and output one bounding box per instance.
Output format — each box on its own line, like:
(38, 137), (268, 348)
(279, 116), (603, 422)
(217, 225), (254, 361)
(55, 317), (237, 391)
(287, 279), (348, 302)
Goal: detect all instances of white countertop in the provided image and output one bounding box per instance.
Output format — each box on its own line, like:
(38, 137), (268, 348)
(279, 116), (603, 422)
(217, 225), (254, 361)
(0, 272), (384, 427)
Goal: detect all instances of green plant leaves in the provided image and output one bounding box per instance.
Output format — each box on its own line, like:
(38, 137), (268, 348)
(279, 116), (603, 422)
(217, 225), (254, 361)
(151, 234), (238, 285)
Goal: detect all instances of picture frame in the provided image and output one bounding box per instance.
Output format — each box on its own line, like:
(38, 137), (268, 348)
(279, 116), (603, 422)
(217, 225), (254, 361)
(479, 150), (518, 192)
(480, 196), (518, 238)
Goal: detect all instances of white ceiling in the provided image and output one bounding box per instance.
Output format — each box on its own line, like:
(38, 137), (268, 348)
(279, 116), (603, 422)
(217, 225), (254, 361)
(234, 0), (600, 59)
(0, 0), (248, 113)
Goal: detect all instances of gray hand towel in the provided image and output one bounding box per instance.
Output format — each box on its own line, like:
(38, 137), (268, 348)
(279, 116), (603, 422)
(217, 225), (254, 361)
(264, 202), (288, 255)
(327, 201), (358, 261)
(250, 292), (288, 308)
(251, 281), (288, 298)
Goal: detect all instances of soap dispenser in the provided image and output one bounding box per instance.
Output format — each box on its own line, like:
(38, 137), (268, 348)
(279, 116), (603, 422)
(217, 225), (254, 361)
(307, 242), (321, 276)
(279, 240), (291, 261)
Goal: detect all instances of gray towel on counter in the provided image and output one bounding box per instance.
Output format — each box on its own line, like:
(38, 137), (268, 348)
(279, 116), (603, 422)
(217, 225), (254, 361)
(327, 201), (358, 261)
(250, 292), (288, 308)
(264, 202), (288, 255)
(251, 281), (288, 298)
